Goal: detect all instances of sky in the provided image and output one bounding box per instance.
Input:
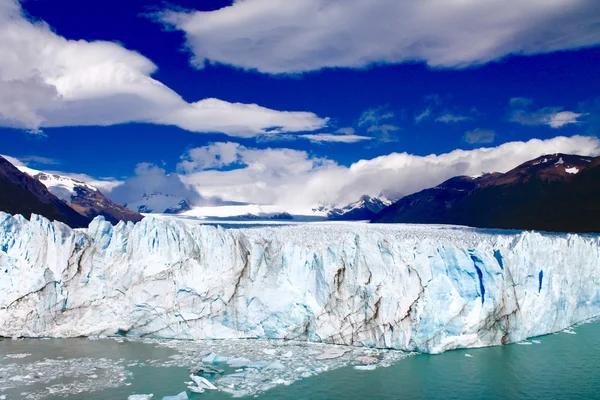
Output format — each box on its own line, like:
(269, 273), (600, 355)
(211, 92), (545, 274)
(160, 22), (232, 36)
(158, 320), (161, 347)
(2, 0), (600, 209)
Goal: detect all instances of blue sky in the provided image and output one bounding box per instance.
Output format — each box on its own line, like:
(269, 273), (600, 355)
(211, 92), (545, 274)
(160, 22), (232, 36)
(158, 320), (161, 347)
(2, 0), (600, 208)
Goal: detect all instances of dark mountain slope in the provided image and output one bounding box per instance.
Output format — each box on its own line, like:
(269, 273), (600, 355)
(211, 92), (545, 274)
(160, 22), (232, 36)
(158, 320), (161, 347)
(373, 154), (600, 233)
(0, 156), (91, 228)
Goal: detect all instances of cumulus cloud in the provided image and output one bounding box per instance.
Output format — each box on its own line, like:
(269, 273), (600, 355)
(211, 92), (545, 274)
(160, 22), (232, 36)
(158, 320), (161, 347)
(176, 136), (600, 210)
(509, 98), (585, 129)
(108, 163), (201, 205)
(464, 128), (495, 144)
(0, 0), (327, 136)
(158, 0), (600, 74)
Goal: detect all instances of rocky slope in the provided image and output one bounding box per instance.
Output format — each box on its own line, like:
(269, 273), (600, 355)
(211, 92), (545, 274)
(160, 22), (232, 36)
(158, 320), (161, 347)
(17, 166), (143, 225)
(327, 195), (391, 221)
(373, 154), (600, 232)
(0, 156), (91, 228)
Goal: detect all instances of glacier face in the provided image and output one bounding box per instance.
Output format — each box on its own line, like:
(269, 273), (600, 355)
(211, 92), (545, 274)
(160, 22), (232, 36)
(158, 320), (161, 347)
(0, 212), (598, 354)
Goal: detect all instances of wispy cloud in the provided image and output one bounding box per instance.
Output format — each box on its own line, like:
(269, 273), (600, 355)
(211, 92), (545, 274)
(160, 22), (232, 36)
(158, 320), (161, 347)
(358, 106), (400, 142)
(509, 98), (585, 128)
(464, 128), (495, 144)
(436, 113), (473, 124)
(414, 108), (432, 123)
(300, 133), (373, 143)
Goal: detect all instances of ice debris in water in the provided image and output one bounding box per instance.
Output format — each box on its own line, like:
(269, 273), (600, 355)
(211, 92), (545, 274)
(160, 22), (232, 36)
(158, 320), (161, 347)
(4, 354), (30, 359)
(0, 356), (132, 400)
(161, 392), (188, 400)
(128, 395), (154, 400)
(142, 338), (412, 398)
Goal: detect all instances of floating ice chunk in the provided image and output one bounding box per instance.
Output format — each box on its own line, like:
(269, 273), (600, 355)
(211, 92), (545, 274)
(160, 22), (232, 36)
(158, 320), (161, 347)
(565, 167), (579, 174)
(357, 356), (379, 364)
(532, 340), (542, 344)
(190, 363), (223, 374)
(5, 353), (31, 359)
(281, 351), (293, 359)
(264, 361), (286, 371)
(227, 357), (252, 368)
(188, 386), (205, 393)
(162, 392), (189, 400)
(465, 354), (474, 358)
(263, 349), (277, 356)
(562, 329), (577, 335)
(354, 365), (377, 371)
(202, 352), (229, 363)
(516, 341), (533, 345)
(190, 374), (218, 390)
(315, 347), (352, 360)
(128, 395), (154, 400)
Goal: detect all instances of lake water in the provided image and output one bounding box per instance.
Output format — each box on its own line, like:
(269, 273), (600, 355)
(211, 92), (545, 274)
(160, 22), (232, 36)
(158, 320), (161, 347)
(1, 321), (599, 400)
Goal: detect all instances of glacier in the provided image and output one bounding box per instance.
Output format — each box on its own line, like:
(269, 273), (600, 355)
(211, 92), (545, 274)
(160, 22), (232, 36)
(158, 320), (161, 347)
(0, 211), (599, 354)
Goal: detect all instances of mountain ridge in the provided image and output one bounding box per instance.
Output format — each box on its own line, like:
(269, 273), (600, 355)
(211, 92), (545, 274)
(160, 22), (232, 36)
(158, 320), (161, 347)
(373, 153), (600, 233)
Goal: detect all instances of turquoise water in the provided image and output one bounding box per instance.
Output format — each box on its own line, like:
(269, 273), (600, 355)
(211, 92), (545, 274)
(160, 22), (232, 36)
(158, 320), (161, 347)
(1, 322), (599, 399)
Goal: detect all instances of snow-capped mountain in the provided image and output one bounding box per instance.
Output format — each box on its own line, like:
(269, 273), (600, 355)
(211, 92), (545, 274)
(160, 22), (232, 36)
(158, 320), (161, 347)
(1, 212), (599, 354)
(373, 153), (600, 232)
(14, 164), (142, 225)
(327, 195), (392, 221)
(126, 193), (192, 214)
(0, 156), (90, 228)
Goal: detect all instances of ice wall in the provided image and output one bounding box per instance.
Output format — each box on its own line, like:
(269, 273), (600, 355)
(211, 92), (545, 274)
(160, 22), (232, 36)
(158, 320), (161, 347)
(0, 212), (598, 353)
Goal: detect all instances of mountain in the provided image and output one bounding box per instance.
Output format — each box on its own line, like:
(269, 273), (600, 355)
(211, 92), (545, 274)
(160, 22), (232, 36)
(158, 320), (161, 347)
(327, 195), (392, 220)
(125, 193), (192, 214)
(1, 212), (599, 354)
(0, 156), (91, 228)
(17, 166), (142, 225)
(373, 153), (600, 233)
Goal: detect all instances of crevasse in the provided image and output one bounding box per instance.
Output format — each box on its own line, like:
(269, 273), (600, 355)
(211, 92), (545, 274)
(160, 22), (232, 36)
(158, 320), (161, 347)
(0, 212), (599, 354)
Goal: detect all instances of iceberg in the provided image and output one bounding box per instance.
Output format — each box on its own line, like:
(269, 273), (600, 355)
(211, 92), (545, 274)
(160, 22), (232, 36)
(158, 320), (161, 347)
(0, 212), (599, 354)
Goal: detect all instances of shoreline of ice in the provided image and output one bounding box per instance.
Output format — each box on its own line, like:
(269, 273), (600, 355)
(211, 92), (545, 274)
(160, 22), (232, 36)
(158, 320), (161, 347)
(1, 212), (599, 354)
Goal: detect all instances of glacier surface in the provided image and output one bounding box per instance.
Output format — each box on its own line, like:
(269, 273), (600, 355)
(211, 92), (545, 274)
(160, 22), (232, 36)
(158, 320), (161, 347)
(0, 212), (599, 354)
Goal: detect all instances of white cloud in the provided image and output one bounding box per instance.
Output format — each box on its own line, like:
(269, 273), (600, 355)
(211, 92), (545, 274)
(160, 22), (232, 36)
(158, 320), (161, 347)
(108, 163), (201, 205)
(509, 98), (585, 129)
(176, 136), (600, 210)
(159, 0), (600, 74)
(178, 142), (244, 172)
(178, 143), (333, 206)
(548, 111), (585, 128)
(464, 128), (495, 144)
(0, 0), (327, 136)
(1, 154), (25, 167)
(301, 133), (373, 143)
